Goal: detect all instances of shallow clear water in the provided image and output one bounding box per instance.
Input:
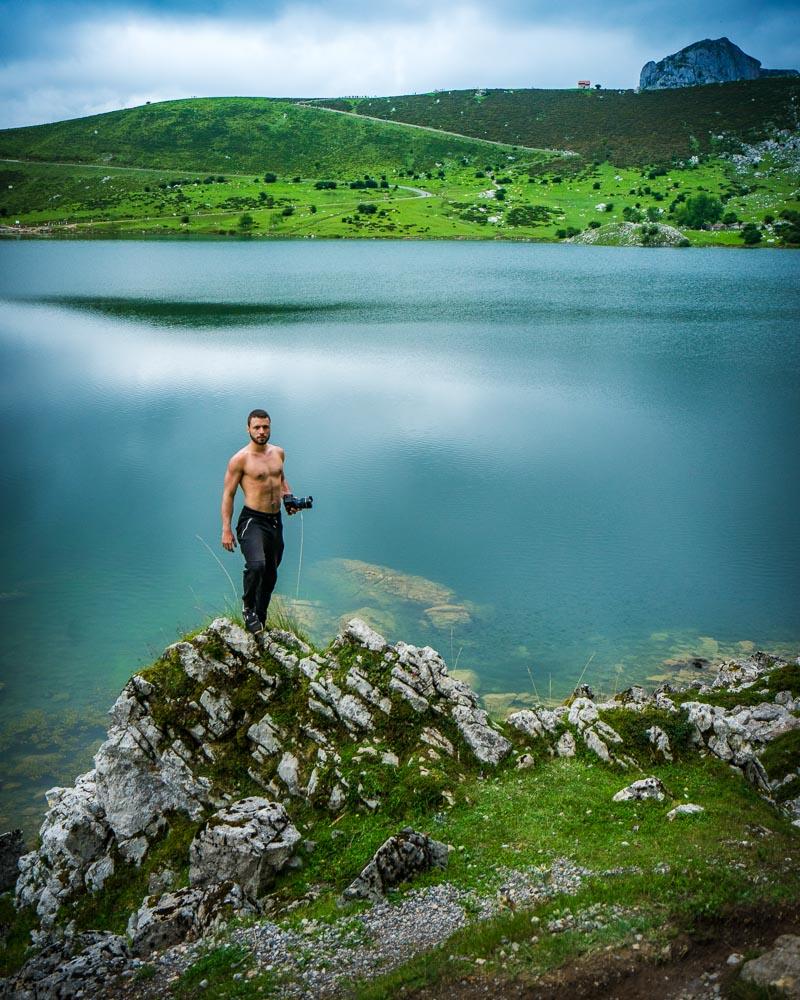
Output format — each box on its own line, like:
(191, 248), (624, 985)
(1, 239), (798, 833)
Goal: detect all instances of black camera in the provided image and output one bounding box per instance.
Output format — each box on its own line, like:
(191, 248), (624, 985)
(283, 493), (313, 513)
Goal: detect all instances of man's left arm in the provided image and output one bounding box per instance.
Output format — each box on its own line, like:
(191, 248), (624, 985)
(280, 449), (296, 515)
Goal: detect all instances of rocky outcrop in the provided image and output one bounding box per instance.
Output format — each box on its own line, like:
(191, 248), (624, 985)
(7, 931), (131, 999)
(342, 828), (449, 903)
(506, 652), (800, 824)
(3, 616), (798, 995)
(640, 37), (798, 90)
(10, 616), (510, 942)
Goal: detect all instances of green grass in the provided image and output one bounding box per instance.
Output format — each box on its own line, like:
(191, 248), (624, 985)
(2, 151), (797, 246)
(160, 751), (800, 999)
(310, 78), (800, 165)
(1, 87), (797, 246)
(0, 894), (37, 978)
(0, 97), (544, 177)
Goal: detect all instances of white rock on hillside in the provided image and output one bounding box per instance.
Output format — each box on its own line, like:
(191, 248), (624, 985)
(189, 798), (301, 900)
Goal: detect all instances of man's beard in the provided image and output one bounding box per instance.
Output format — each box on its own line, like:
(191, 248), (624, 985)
(250, 432), (269, 445)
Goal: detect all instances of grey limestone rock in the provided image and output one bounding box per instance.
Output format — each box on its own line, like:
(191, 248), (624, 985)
(8, 930), (131, 998)
(583, 728), (611, 762)
(276, 752), (302, 796)
(389, 676), (430, 713)
(199, 687), (235, 738)
(568, 698), (599, 729)
(612, 777), (666, 802)
(345, 666), (392, 714)
(207, 616), (259, 660)
(556, 731), (576, 757)
(639, 37), (797, 90)
(342, 828), (449, 903)
(667, 803), (705, 820)
(450, 704), (511, 766)
(507, 707), (559, 739)
(740, 934), (800, 997)
(247, 713), (284, 757)
(166, 640), (227, 684)
(127, 881), (257, 957)
(94, 728), (211, 843)
(646, 725), (673, 761)
(15, 771), (110, 927)
(189, 797), (301, 900)
(340, 618), (389, 652)
(617, 685), (650, 708)
(419, 727), (455, 756)
(84, 855), (114, 893)
(335, 693), (375, 732)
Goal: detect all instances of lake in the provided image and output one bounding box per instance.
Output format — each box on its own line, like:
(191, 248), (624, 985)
(1, 238), (798, 834)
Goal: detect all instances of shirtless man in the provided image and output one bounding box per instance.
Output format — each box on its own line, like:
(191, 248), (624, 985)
(221, 409), (296, 635)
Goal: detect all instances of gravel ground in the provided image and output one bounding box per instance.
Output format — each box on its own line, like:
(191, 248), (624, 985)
(108, 858), (597, 998)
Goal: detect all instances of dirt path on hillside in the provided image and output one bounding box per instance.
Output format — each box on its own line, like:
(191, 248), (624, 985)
(409, 901), (800, 999)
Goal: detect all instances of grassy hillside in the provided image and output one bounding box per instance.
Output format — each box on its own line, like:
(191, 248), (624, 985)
(0, 91), (798, 245)
(2, 152), (797, 246)
(0, 97), (543, 176)
(309, 78), (800, 165)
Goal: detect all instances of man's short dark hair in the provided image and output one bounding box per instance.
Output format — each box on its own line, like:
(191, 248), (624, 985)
(248, 408), (270, 424)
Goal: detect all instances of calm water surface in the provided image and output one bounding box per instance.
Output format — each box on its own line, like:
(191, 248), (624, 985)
(1, 239), (798, 833)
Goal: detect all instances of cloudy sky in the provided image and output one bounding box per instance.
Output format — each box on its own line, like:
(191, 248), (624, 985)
(1, 0), (798, 129)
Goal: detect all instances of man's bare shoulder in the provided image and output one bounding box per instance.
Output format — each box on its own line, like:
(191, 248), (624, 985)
(227, 446), (250, 469)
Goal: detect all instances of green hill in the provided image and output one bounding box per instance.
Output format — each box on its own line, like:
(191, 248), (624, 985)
(0, 96), (542, 176)
(0, 89), (798, 245)
(308, 77), (800, 165)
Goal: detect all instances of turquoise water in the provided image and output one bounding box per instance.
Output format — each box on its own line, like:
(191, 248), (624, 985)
(1, 239), (799, 833)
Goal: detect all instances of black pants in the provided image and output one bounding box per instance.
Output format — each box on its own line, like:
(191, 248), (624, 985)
(236, 506), (284, 624)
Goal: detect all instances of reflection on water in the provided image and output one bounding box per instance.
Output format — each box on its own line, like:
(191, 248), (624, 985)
(28, 296), (361, 327)
(0, 239), (798, 836)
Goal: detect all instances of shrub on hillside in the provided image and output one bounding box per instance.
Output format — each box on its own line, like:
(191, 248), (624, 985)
(674, 193), (722, 228)
(741, 223), (762, 245)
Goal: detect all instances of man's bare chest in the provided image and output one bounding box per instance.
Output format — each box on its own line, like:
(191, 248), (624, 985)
(243, 454), (282, 483)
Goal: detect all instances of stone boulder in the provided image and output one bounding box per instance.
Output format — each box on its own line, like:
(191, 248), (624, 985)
(667, 803), (705, 820)
(189, 798), (301, 900)
(612, 777), (667, 802)
(126, 882), (256, 957)
(740, 934), (800, 997)
(342, 828), (449, 903)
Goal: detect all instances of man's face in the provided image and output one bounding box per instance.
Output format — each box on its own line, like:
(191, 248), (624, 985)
(248, 418), (271, 445)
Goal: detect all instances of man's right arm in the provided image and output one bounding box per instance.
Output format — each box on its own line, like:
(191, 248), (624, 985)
(221, 456), (243, 551)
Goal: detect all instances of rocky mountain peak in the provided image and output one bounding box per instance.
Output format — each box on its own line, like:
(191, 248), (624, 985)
(640, 36), (798, 90)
